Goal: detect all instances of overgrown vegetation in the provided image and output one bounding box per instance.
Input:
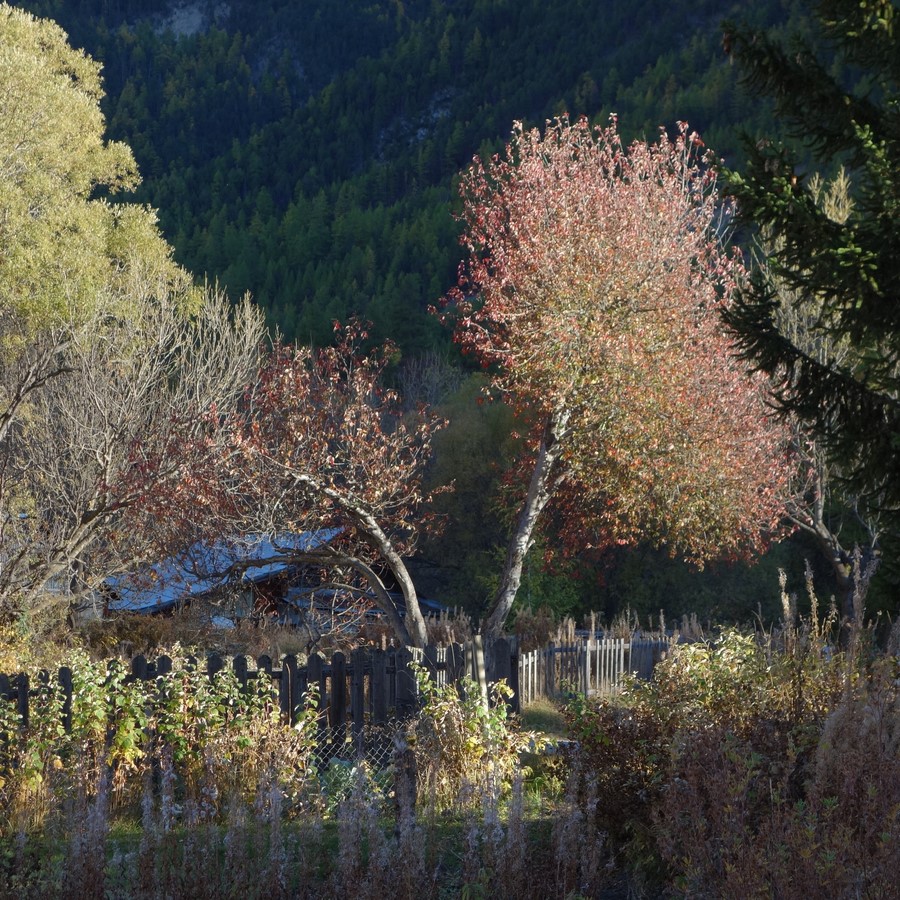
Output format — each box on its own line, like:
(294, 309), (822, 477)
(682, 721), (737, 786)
(0, 643), (605, 899)
(3, 582), (897, 897)
(565, 593), (900, 896)
(2, 0), (900, 895)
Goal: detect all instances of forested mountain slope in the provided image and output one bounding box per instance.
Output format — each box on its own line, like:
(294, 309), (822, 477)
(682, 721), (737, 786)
(19, 0), (800, 355)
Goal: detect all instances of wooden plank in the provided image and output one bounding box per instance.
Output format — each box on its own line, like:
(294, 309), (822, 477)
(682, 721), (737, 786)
(330, 651), (347, 748)
(207, 652), (224, 679)
(492, 637), (511, 684)
(371, 647), (388, 725)
(387, 648), (397, 710)
(508, 639), (520, 712)
(16, 673), (29, 729)
(281, 654), (297, 722)
(601, 639), (609, 694)
(351, 648), (366, 753)
(395, 647), (416, 719)
(545, 642), (556, 698)
(423, 644), (439, 683)
(295, 656), (309, 714)
(492, 637), (512, 709)
(472, 635), (488, 708)
(445, 642), (465, 688)
(131, 655), (148, 682)
(306, 653), (327, 755)
(59, 666), (73, 734)
(583, 640), (589, 695)
(233, 655), (249, 690)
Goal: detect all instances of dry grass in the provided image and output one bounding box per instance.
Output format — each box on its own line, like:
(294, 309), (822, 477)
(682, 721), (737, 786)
(0, 755), (616, 899)
(566, 605), (900, 897)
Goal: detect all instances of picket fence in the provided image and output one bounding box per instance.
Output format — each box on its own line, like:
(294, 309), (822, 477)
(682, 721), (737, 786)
(517, 637), (672, 704)
(0, 635), (670, 763)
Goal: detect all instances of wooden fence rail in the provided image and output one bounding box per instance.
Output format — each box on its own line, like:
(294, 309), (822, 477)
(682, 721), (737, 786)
(517, 637), (672, 705)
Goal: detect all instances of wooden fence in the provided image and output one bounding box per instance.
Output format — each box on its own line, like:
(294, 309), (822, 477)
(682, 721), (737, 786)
(518, 637), (672, 705)
(0, 635), (671, 761)
(0, 637), (519, 759)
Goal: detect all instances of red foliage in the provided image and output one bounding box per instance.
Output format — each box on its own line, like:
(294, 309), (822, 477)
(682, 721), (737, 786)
(447, 116), (792, 572)
(122, 322), (442, 647)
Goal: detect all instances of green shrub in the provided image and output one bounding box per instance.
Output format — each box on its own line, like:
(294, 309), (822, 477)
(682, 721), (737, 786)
(0, 647), (319, 835)
(412, 664), (538, 809)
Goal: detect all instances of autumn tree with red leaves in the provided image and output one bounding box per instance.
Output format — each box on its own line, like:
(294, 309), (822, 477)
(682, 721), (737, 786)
(126, 323), (440, 648)
(447, 116), (793, 639)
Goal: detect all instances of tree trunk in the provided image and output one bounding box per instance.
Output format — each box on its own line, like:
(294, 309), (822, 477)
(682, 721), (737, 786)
(371, 531), (428, 649)
(807, 522), (879, 625)
(483, 408), (571, 641)
(343, 556), (413, 647)
(293, 472), (429, 649)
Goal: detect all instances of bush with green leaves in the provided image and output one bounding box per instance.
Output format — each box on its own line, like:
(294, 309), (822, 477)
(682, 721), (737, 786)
(0, 647), (319, 834)
(412, 663), (538, 809)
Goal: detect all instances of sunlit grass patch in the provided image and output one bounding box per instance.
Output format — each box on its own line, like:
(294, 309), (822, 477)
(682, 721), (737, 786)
(520, 698), (570, 741)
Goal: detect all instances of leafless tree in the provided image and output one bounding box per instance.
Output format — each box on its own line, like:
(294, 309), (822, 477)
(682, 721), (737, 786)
(0, 288), (266, 621)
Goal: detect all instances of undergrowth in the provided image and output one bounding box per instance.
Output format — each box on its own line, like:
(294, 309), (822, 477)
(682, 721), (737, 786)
(565, 583), (900, 897)
(0, 647), (610, 898)
(5, 578), (898, 897)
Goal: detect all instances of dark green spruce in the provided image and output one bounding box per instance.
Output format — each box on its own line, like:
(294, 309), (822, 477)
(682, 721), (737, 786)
(720, 0), (900, 521)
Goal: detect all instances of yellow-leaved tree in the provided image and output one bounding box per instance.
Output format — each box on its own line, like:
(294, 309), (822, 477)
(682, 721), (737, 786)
(0, 5), (265, 626)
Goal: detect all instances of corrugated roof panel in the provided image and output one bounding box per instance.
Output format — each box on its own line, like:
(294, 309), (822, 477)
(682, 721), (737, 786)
(106, 529), (341, 613)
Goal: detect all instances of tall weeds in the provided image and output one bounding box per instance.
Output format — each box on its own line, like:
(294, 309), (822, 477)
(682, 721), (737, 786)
(566, 588), (900, 897)
(1, 647), (605, 899)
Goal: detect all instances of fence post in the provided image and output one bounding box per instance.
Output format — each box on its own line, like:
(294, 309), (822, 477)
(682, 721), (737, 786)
(351, 648), (366, 755)
(330, 652), (347, 752)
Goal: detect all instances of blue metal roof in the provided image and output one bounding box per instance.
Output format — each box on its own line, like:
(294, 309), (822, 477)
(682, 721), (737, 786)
(106, 530), (341, 613)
